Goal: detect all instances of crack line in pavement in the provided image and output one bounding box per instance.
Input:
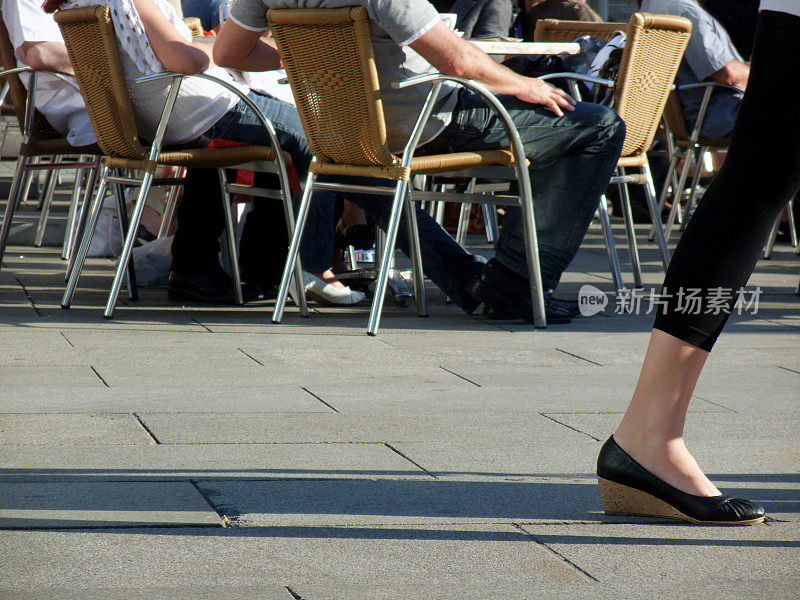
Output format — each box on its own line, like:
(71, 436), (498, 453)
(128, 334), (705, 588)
(555, 348), (603, 367)
(59, 331), (75, 348)
(302, 387), (339, 413)
(189, 316), (213, 333)
(512, 523), (599, 582)
(16, 277), (41, 317)
(90, 366), (109, 388)
(438, 365), (481, 387)
(189, 480), (230, 527)
(692, 395), (737, 414)
(539, 413), (601, 442)
(777, 365), (800, 376)
(237, 347), (264, 366)
(132, 413), (161, 444)
(285, 586), (304, 599)
(384, 443), (438, 479)
(371, 336), (396, 348)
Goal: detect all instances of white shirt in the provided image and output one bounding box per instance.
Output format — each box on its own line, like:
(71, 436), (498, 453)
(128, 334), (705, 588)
(1, 0), (96, 146)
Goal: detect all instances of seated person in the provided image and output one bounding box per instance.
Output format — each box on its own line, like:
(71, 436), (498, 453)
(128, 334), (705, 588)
(45, 0), (365, 306)
(217, 0), (626, 323)
(1, 0), (95, 147)
(640, 0), (749, 139)
(429, 0), (513, 38)
(700, 0), (759, 58)
(522, 0), (602, 41)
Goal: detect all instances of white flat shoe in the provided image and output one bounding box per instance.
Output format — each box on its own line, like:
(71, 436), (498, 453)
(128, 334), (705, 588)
(302, 272), (366, 305)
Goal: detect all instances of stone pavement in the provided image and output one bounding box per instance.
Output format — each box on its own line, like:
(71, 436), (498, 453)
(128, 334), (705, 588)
(0, 208), (798, 599)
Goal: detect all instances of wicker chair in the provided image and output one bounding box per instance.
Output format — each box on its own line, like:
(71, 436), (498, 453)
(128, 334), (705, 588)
(536, 13), (691, 289)
(0, 10), (101, 272)
(54, 5), (305, 318)
(268, 6), (548, 335)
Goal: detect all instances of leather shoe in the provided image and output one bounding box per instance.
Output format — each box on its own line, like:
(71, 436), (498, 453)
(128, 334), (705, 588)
(168, 268), (257, 304)
(467, 258), (572, 324)
(597, 436), (766, 525)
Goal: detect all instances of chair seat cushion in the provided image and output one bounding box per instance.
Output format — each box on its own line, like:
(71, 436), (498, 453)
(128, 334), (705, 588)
(310, 149), (525, 181)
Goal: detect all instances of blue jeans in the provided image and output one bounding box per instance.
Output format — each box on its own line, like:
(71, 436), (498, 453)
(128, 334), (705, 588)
(203, 91), (336, 272)
(424, 90), (626, 290)
(181, 0), (227, 31)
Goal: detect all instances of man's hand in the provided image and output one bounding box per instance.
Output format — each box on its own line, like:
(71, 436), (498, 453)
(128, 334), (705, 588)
(515, 78), (576, 117)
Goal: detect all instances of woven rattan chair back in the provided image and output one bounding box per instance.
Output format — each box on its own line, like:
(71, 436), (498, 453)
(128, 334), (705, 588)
(267, 6), (398, 170)
(54, 6), (148, 160)
(533, 20), (620, 43)
(614, 14), (690, 157)
(0, 11), (63, 141)
(536, 13), (691, 158)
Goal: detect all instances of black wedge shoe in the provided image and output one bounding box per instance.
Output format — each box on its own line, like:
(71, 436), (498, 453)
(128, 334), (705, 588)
(597, 436), (766, 526)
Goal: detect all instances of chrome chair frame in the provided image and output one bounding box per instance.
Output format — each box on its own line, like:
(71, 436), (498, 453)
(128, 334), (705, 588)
(273, 73), (547, 335)
(0, 67), (100, 270)
(62, 72), (306, 318)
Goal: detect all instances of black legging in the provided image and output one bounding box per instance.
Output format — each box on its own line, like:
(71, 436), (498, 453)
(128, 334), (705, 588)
(653, 10), (800, 351)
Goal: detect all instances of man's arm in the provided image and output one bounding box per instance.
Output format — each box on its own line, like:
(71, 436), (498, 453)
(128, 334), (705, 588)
(710, 58), (749, 89)
(17, 41), (74, 75)
(410, 21), (574, 116)
(213, 19), (282, 72)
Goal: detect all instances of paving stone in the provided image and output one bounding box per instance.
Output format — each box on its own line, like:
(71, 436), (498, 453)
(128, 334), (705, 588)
(0, 481), (222, 528)
(0, 414), (154, 445)
(195, 477), (603, 526)
(136, 411), (588, 445)
(0, 385), (327, 413)
(0, 443), (419, 482)
(517, 522), (800, 584)
(0, 524), (584, 589)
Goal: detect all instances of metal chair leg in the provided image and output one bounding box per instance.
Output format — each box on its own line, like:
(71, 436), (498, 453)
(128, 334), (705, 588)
(158, 167), (185, 238)
(217, 168), (243, 305)
(62, 166), (111, 308)
(642, 162), (671, 269)
(103, 171), (154, 318)
(0, 155), (31, 268)
(483, 203), (498, 243)
(764, 214), (781, 260)
(455, 179), (476, 246)
(65, 163), (100, 281)
(617, 170), (643, 288)
(113, 179), (139, 302)
(404, 191), (427, 317)
(787, 198), (798, 250)
(664, 150), (695, 241)
(680, 148), (706, 230)
(598, 194), (624, 293)
(34, 157), (63, 247)
(62, 165), (85, 259)
(273, 172), (316, 324)
(367, 179), (409, 336)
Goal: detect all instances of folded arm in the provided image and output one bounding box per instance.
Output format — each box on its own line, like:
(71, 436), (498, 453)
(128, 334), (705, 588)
(17, 41), (74, 75)
(710, 58), (749, 89)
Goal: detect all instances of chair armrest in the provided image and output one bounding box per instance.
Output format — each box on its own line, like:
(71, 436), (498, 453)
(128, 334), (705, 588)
(134, 72), (288, 178)
(392, 74), (528, 177)
(538, 72), (614, 102)
(0, 67), (81, 137)
(673, 81), (744, 142)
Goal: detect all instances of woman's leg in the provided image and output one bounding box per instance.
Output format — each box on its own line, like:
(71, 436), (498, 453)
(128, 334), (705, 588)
(609, 10), (800, 500)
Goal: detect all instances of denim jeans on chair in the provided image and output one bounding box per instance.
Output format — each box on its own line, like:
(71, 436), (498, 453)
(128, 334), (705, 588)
(423, 90), (626, 291)
(200, 90), (336, 273)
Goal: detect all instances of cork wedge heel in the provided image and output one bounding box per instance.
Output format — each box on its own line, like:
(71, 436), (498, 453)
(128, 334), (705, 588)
(596, 436), (766, 526)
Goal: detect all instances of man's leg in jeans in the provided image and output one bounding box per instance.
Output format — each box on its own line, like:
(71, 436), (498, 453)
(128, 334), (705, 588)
(430, 91), (625, 291)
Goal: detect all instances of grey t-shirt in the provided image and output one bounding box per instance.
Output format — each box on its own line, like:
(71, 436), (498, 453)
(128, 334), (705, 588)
(642, 0), (743, 138)
(230, 0), (458, 151)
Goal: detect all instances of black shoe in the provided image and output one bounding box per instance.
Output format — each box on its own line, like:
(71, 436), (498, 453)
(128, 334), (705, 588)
(466, 258), (572, 324)
(597, 436), (766, 525)
(168, 269), (237, 304)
